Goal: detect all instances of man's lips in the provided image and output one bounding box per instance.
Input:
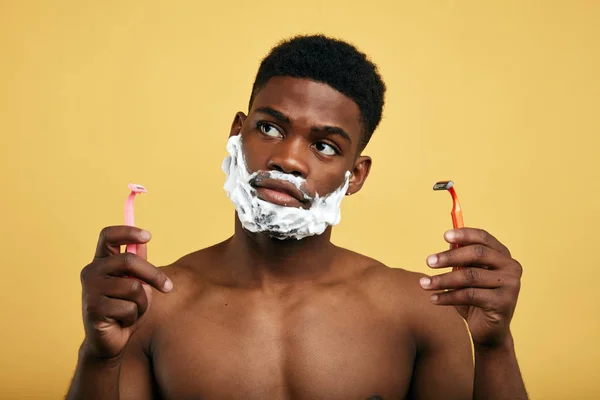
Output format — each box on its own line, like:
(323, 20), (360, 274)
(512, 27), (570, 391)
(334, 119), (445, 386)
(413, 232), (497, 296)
(251, 178), (310, 208)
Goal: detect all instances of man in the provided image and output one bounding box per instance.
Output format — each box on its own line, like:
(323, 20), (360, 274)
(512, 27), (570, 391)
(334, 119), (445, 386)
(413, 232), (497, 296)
(67, 35), (527, 399)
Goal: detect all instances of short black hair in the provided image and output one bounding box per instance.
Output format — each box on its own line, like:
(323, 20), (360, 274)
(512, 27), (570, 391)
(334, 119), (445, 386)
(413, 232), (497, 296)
(249, 35), (386, 148)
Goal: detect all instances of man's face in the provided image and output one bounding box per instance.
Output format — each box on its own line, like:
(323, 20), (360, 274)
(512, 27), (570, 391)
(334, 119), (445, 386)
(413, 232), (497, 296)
(231, 76), (370, 206)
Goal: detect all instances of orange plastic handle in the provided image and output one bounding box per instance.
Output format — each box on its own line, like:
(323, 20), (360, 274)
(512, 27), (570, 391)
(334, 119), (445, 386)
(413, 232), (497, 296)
(449, 187), (463, 271)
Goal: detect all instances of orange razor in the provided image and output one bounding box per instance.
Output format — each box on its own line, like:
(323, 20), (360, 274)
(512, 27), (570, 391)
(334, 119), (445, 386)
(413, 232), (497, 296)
(433, 180), (463, 271)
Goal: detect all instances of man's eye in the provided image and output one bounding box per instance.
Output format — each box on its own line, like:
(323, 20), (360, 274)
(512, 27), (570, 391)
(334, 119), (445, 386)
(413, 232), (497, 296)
(314, 142), (337, 156)
(258, 122), (282, 138)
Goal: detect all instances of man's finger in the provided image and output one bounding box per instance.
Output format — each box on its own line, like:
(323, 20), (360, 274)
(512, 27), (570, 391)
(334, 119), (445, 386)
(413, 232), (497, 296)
(420, 268), (502, 291)
(430, 287), (498, 308)
(98, 253), (173, 293)
(427, 244), (507, 270)
(443, 228), (511, 256)
(94, 226), (151, 259)
(98, 297), (140, 328)
(102, 276), (150, 317)
(137, 243), (148, 261)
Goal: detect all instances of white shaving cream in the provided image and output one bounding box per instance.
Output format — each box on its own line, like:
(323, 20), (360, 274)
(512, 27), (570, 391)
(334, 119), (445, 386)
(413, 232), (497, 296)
(222, 135), (350, 240)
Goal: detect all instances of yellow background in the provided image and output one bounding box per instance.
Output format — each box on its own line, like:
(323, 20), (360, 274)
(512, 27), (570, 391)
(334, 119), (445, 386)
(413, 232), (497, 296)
(1, 1), (598, 399)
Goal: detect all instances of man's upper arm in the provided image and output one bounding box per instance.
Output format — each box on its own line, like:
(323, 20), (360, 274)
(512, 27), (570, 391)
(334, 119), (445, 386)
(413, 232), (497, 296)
(407, 301), (474, 399)
(118, 330), (158, 400)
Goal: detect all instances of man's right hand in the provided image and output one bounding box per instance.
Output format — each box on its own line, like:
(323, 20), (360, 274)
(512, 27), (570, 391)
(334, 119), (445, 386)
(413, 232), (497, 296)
(80, 226), (173, 361)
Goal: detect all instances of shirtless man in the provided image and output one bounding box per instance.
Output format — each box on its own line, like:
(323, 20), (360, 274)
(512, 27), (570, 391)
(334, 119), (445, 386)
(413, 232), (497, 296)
(67, 35), (527, 399)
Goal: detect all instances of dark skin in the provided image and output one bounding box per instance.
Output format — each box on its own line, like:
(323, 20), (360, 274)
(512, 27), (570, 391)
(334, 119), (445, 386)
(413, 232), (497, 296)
(67, 77), (526, 399)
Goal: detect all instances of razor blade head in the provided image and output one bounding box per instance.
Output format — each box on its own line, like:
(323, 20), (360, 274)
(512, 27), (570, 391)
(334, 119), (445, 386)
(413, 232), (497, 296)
(433, 180), (454, 191)
(128, 183), (148, 193)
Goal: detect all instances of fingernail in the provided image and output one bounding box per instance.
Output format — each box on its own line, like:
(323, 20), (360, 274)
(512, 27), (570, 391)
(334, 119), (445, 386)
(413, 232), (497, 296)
(140, 230), (152, 241)
(420, 277), (431, 288)
(445, 230), (456, 241)
(427, 254), (438, 266)
(163, 279), (173, 292)
(430, 294), (439, 303)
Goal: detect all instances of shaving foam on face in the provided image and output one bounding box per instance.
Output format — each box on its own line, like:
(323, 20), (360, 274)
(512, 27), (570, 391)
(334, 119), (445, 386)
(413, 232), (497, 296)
(222, 135), (350, 240)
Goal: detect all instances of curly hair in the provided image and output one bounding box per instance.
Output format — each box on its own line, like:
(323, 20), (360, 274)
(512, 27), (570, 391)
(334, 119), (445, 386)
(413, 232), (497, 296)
(249, 35), (386, 148)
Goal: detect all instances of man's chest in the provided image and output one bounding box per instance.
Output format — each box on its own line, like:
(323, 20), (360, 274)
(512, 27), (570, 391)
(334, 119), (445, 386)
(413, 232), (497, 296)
(150, 288), (416, 399)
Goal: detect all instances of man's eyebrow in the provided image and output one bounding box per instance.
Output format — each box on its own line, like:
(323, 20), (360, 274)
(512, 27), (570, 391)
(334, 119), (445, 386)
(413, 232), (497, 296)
(313, 125), (352, 144)
(255, 106), (352, 144)
(254, 107), (290, 124)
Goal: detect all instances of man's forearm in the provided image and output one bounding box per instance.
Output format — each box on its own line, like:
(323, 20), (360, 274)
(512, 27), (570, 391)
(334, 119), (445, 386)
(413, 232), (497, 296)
(473, 332), (527, 400)
(65, 342), (121, 400)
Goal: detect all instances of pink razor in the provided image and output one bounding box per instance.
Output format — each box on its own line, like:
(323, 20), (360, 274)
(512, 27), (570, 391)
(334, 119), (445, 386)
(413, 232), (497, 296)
(125, 183), (148, 254)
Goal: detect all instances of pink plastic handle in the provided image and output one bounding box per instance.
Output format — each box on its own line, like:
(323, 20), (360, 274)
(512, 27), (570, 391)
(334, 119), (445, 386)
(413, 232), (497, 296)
(124, 185), (147, 254)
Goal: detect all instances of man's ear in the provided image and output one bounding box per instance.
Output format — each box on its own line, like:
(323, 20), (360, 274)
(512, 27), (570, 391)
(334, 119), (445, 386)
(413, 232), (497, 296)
(346, 156), (372, 196)
(229, 112), (247, 137)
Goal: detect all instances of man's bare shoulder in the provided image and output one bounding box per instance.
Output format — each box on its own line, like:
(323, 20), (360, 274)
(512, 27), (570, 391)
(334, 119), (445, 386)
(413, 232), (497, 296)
(337, 246), (428, 302)
(340, 248), (469, 346)
(168, 239), (231, 274)
(141, 241), (230, 318)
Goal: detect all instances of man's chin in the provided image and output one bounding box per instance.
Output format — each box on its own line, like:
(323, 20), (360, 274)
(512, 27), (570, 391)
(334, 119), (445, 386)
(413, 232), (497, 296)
(248, 227), (303, 241)
(268, 231), (300, 241)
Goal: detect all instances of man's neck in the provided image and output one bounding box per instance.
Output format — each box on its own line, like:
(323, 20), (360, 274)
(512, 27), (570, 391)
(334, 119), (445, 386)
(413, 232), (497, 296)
(225, 217), (339, 288)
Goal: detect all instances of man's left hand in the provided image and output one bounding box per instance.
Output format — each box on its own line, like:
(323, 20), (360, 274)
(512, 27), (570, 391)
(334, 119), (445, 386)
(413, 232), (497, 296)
(420, 228), (523, 348)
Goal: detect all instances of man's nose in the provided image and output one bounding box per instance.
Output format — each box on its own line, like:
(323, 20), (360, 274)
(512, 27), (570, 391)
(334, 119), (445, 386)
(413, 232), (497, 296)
(267, 136), (309, 178)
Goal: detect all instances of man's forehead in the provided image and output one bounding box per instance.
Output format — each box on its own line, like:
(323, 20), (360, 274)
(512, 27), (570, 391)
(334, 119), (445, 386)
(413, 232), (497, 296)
(250, 76), (362, 132)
